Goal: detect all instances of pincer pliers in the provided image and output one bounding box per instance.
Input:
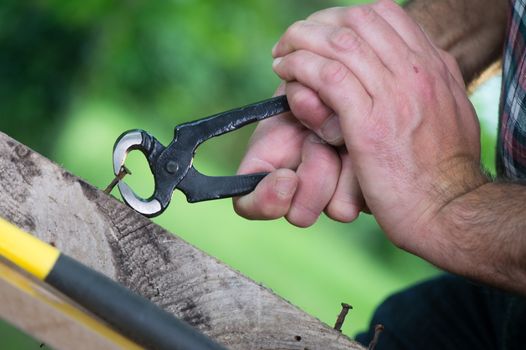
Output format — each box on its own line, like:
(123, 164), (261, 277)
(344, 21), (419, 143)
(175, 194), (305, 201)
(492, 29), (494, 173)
(112, 96), (289, 217)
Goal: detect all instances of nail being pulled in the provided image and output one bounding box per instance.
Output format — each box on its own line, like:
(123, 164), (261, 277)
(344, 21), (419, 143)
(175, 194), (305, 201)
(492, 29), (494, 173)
(104, 165), (132, 194)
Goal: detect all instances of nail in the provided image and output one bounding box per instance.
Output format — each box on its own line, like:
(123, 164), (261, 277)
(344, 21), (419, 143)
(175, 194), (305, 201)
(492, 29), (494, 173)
(334, 302), (353, 332)
(272, 57), (282, 69)
(368, 324), (384, 350)
(320, 115), (343, 145)
(275, 177), (295, 198)
(104, 165), (131, 194)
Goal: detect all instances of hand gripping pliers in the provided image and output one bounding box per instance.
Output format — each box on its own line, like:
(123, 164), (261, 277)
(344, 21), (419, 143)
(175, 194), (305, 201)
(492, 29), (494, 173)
(112, 96), (289, 217)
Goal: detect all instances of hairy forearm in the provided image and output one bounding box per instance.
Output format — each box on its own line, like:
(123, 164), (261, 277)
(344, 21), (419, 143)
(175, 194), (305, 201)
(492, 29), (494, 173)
(405, 0), (509, 83)
(430, 181), (526, 295)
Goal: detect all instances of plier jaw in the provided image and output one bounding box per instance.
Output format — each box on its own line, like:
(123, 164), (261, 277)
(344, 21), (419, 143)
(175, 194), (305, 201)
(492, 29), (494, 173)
(112, 130), (166, 217)
(112, 95), (290, 217)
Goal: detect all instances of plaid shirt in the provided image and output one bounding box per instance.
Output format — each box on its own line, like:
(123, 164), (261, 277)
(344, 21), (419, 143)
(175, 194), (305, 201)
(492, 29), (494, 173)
(498, 0), (526, 178)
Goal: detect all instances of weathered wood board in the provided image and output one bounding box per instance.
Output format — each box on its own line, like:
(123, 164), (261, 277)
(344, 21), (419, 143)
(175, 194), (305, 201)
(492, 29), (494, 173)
(0, 132), (364, 349)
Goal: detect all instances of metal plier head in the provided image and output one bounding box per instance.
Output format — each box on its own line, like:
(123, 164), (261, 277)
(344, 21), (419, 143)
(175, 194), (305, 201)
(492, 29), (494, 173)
(112, 95), (289, 217)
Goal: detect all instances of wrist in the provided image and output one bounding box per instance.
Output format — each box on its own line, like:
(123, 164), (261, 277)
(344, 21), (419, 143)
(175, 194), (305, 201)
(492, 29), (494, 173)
(430, 156), (490, 212)
(427, 180), (526, 294)
(411, 158), (489, 260)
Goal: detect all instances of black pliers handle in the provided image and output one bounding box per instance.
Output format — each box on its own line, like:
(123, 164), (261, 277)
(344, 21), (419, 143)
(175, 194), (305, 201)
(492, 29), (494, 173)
(112, 95), (290, 217)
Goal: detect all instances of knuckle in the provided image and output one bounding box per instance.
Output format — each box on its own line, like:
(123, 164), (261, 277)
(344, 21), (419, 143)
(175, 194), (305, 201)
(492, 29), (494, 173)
(286, 20), (308, 39)
(287, 203), (319, 227)
(329, 27), (361, 52)
(290, 84), (315, 106)
(345, 5), (377, 25)
(373, 0), (398, 12)
(290, 87), (324, 120)
(306, 9), (324, 21)
(307, 6), (342, 21)
(233, 198), (252, 218)
(320, 60), (348, 85)
(326, 198), (361, 223)
(440, 51), (460, 73)
(290, 86), (312, 111)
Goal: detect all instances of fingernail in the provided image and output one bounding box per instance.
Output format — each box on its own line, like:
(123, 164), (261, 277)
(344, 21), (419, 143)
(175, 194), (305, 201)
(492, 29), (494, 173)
(320, 115), (343, 144)
(275, 177), (295, 198)
(272, 57), (282, 69)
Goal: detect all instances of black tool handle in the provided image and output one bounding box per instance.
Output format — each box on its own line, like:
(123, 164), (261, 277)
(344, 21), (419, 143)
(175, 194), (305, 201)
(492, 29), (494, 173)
(177, 166), (267, 202)
(46, 254), (226, 350)
(176, 95), (290, 148)
(151, 96), (288, 210)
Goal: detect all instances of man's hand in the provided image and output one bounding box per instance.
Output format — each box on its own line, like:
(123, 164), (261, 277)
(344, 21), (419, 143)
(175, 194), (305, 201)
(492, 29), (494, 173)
(271, 0), (491, 253)
(234, 83), (364, 227)
(234, 0), (508, 229)
(236, 0), (489, 254)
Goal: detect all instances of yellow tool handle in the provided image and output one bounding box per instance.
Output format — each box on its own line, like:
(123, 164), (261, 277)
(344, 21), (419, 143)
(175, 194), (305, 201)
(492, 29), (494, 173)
(0, 217), (59, 280)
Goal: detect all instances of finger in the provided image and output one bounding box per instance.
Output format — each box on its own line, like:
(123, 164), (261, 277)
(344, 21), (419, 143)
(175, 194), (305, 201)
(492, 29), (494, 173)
(306, 3), (413, 74)
(437, 49), (465, 88)
(325, 148), (364, 223)
(286, 134), (340, 227)
(306, 2), (465, 94)
(234, 169), (298, 220)
(234, 83), (309, 221)
(273, 20), (392, 96)
(371, 1), (465, 84)
(285, 82), (343, 145)
(237, 82), (312, 174)
(370, 0), (466, 88)
(273, 50), (372, 125)
(369, 0), (436, 53)
(237, 111), (309, 175)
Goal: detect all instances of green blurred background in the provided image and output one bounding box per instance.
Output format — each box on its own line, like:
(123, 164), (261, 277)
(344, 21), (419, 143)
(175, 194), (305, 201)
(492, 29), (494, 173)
(0, 0), (499, 348)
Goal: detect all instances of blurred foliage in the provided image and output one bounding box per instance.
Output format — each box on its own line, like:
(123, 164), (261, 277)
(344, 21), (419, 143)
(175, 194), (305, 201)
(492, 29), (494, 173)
(0, 0), (498, 348)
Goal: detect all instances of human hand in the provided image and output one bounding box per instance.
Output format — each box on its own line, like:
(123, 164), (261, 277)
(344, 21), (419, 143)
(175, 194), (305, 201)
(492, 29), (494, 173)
(233, 83), (365, 227)
(270, 0), (489, 255)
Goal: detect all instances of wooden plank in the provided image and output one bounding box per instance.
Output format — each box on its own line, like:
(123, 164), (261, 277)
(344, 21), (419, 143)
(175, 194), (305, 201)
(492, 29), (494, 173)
(0, 132), (363, 350)
(0, 258), (142, 350)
